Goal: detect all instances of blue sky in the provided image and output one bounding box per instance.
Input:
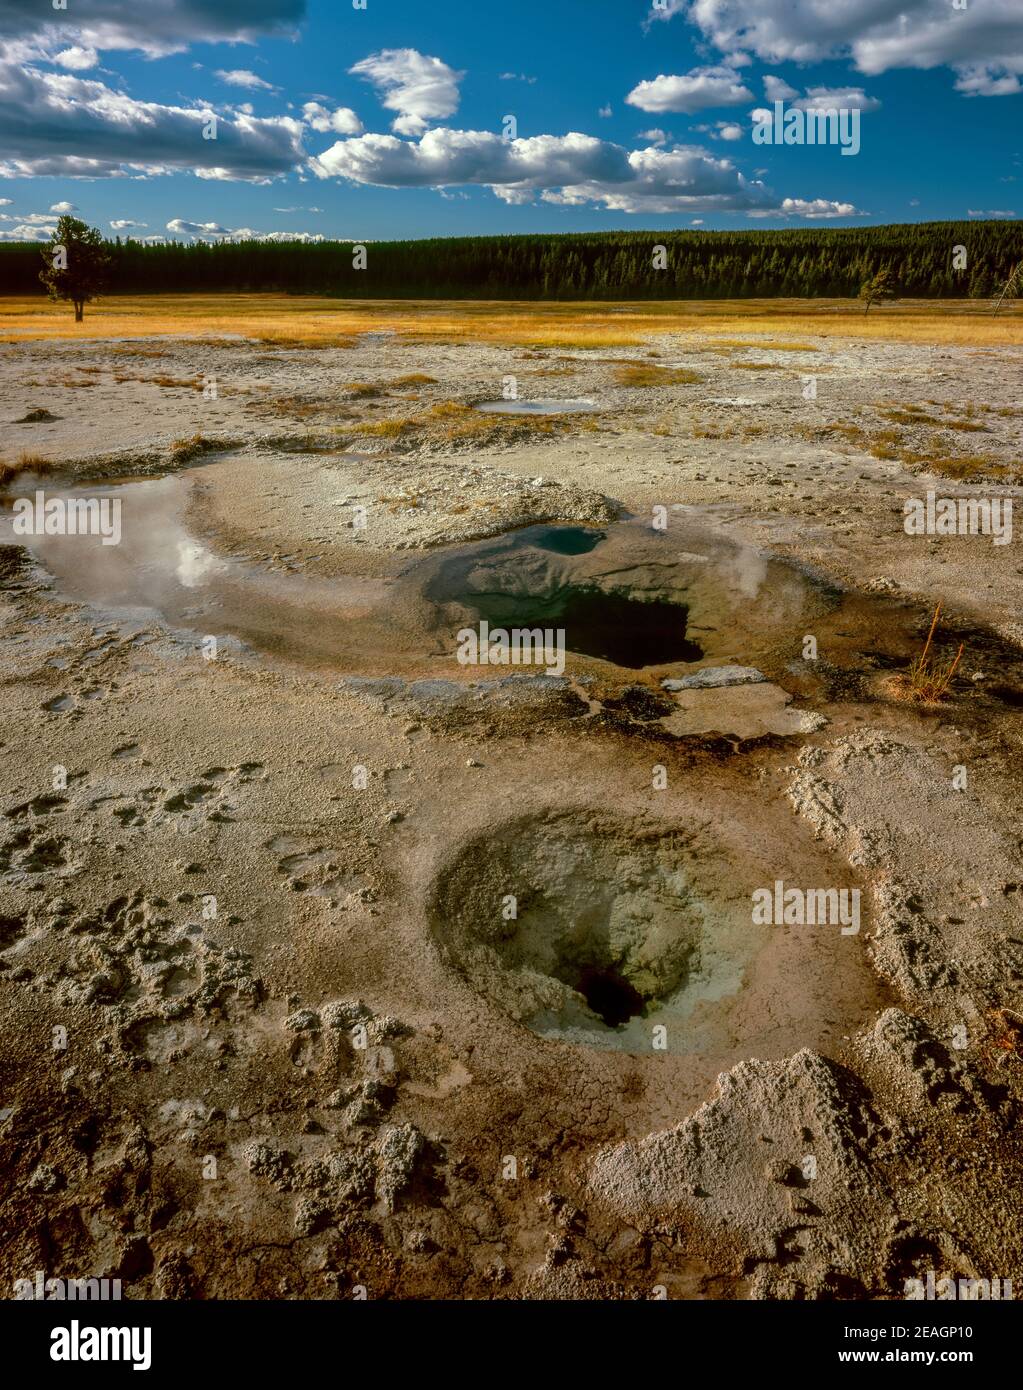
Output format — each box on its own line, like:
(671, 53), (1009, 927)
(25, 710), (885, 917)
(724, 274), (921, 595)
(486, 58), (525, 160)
(0, 0), (1020, 244)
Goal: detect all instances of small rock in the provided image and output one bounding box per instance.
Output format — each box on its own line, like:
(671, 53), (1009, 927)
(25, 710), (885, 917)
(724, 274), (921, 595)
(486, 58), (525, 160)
(368, 1015), (412, 1042)
(27, 1163), (64, 1193)
(284, 1009), (320, 1033)
(796, 711), (830, 733)
(405, 1229), (435, 1253)
(377, 1122), (425, 1211)
(663, 665), (767, 691)
(294, 1198), (331, 1236)
(243, 1141), (294, 1189)
(343, 1096), (383, 1127)
(321, 999), (372, 1031)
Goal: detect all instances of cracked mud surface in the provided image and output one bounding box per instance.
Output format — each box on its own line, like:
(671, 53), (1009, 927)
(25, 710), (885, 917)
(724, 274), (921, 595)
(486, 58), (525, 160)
(1, 322), (1022, 1300)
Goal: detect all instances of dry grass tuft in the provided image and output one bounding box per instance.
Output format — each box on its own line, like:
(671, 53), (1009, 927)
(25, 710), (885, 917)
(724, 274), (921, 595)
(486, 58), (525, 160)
(253, 394), (360, 423)
(343, 382), (382, 398)
(428, 401), (563, 441)
(346, 398), (574, 446)
(108, 345), (169, 359)
(168, 434), (239, 464)
(350, 419), (411, 439)
(879, 407), (943, 427)
(257, 332), (355, 349)
(901, 604), (965, 702)
(0, 452), (57, 487)
(705, 337), (819, 352)
(915, 451), (1012, 480)
(615, 364), (703, 387)
(945, 418), (989, 433)
(149, 374), (203, 391)
(814, 420), (1017, 481)
(984, 1008), (1023, 1065)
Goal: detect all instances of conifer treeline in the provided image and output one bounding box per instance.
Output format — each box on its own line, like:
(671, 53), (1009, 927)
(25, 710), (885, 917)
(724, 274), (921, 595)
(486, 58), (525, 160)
(1, 222), (1020, 299)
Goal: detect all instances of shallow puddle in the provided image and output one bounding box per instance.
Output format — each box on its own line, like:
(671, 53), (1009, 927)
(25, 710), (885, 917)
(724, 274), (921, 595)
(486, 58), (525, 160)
(2, 472), (402, 670)
(2, 464), (921, 698)
(474, 398), (601, 415)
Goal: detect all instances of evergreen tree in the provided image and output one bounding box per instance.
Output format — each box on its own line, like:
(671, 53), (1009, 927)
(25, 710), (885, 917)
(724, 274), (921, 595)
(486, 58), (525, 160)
(38, 216), (111, 321)
(859, 268), (899, 314)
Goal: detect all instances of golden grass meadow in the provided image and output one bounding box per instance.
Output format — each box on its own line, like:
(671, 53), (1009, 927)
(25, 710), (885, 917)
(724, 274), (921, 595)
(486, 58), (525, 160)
(3, 292), (1023, 349)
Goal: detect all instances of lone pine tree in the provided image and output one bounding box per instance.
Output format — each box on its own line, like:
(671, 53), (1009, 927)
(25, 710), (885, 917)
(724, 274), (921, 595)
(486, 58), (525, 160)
(858, 267), (899, 314)
(39, 216), (111, 322)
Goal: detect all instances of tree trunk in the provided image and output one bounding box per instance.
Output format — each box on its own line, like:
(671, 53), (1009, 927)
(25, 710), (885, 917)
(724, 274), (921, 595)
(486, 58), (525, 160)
(74, 301), (84, 322)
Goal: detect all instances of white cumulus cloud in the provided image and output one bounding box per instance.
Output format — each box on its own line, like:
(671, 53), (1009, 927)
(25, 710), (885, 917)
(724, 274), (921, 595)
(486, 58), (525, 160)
(302, 101), (362, 135)
(0, 208), (58, 239)
(312, 126), (773, 215)
(349, 48), (464, 135)
(793, 86), (881, 113)
(955, 65), (1022, 97)
(0, 64), (305, 179)
(215, 69), (276, 91)
(756, 197), (862, 219)
(626, 65), (754, 115)
(54, 46), (98, 70)
(2, 210), (58, 224)
(0, 224), (53, 240)
(763, 74), (798, 102)
(166, 217), (324, 241)
(650, 0), (1023, 95)
(0, 0), (306, 60)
